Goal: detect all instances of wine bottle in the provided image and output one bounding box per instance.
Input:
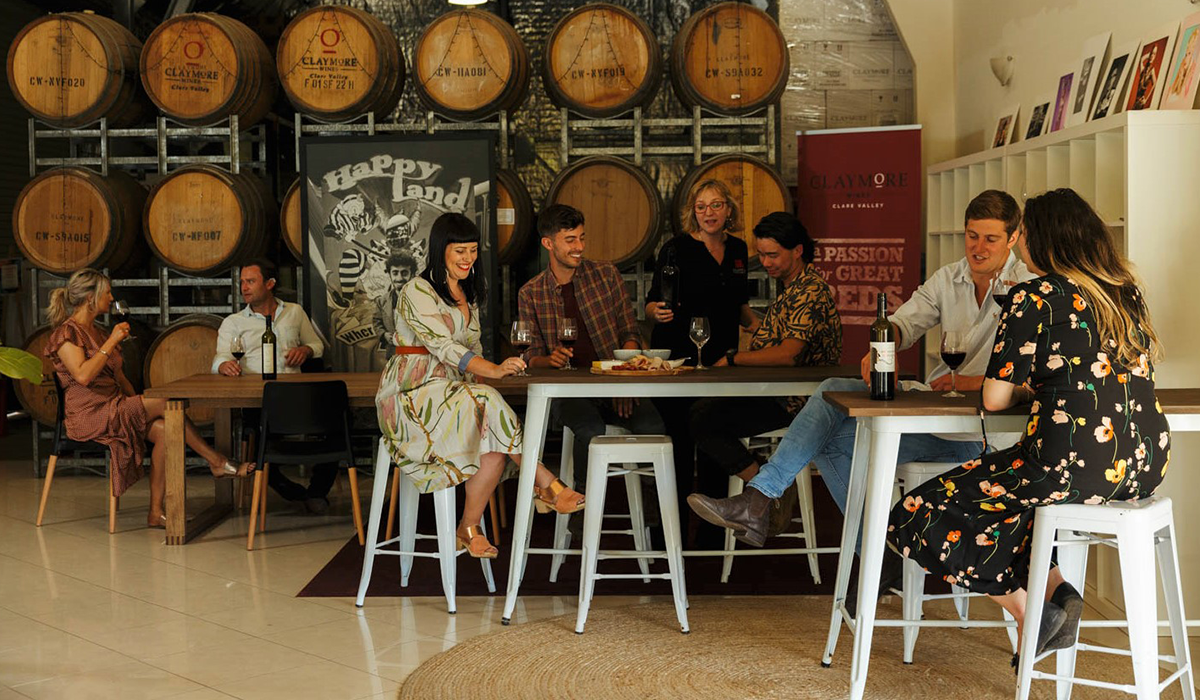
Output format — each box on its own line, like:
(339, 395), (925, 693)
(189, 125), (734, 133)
(660, 247), (679, 310)
(261, 314), (277, 381)
(869, 293), (895, 400)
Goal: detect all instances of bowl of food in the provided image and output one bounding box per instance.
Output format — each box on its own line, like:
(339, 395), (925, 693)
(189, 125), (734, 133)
(613, 348), (671, 361)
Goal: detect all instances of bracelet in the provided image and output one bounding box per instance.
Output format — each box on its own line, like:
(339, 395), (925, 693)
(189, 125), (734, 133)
(98, 348), (109, 357)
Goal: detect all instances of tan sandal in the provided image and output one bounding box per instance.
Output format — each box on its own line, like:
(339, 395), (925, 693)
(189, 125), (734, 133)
(533, 478), (585, 514)
(212, 459), (255, 479)
(456, 525), (498, 559)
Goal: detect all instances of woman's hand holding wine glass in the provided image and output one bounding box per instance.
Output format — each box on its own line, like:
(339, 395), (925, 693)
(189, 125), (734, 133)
(510, 321), (532, 377)
(111, 300), (134, 340)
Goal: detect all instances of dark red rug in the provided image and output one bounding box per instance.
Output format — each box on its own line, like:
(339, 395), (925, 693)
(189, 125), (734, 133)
(299, 479), (859, 598)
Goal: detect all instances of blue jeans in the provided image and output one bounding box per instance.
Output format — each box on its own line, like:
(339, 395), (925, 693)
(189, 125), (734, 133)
(749, 378), (982, 514)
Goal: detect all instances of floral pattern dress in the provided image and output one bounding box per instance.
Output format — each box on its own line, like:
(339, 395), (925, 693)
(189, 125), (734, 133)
(376, 277), (522, 493)
(887, 274), (1170, 595)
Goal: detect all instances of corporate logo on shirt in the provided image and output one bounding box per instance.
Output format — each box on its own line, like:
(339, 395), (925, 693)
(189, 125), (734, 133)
(321, 155), (477, 212)
(732, 259), (746, 274)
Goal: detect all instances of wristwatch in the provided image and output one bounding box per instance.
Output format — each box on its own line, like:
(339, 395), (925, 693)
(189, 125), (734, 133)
(725, 349), (738, 366)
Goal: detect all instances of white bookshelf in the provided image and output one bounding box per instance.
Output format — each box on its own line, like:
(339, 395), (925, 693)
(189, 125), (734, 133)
(924, 109), (1200, 618)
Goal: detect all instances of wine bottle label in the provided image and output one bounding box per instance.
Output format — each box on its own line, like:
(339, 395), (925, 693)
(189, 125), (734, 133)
(262, 342), (275, 374)
(870, 341), (895, 372)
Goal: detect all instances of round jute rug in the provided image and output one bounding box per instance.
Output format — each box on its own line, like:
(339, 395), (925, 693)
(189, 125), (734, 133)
(399, 597), (1186, 700)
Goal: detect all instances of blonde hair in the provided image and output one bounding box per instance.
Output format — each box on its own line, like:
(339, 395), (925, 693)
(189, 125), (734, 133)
(47, 268), (110, 327)
(1022, 189), (1160, 367)
(680, 179), (741, 235)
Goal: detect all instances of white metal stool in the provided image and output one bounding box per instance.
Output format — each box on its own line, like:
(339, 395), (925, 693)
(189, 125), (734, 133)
(895, 461), (1018, 663)
(576, 435), (689, 634)
(356, 438), (495, 614)
(1017, 496), (1193, 700)
(712, 428), (826, 584)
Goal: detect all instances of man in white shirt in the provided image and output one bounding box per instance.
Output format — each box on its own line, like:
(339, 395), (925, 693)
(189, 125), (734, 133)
(213, 259), (335, 513)
(689, 190), (1033, 548)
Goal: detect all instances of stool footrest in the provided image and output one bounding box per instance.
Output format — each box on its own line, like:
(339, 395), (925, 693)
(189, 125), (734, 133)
(597, 550), (668, 559)
(682, 546), (839, 557)
(592, 573), (674, 581)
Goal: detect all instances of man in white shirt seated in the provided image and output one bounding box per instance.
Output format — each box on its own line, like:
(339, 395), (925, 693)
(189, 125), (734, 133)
(689, 190), (1033, 549)
(212, 259), (334, 514)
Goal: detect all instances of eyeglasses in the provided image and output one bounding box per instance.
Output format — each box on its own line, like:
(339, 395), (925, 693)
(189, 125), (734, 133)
(694, 201), (727, 213)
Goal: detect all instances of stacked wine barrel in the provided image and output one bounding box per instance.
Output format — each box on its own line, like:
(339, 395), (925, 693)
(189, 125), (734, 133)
(414, 10), (530, 120)
(7, 12), (150, 128)
(496, 169), (534, 264)
(143, 315), (223, 424)
(143, 165), (276, 276)
(674, 155), (791, 259)
(545, 156), (661, 267)
(280, 178), (303, 261)
(276, 5), (404, 121)
(140, 13), (277, 127)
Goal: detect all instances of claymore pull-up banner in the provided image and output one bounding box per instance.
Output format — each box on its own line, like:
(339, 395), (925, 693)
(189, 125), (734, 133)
(797, 125), (923, 374)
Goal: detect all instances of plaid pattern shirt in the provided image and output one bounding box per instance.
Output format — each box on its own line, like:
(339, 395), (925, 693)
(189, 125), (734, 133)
(518, 259), (643, 359)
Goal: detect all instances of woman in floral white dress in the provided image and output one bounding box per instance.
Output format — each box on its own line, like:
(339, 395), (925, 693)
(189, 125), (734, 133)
(376, 213), (584, 558)
(887, 188), (1169, 661)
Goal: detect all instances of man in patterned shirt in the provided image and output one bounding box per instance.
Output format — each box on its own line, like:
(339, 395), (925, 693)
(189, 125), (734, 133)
(518, 204), (665, 507)
(686, 212), (842, 541)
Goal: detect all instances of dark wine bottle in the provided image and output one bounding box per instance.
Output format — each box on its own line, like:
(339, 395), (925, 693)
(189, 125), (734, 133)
(261, 314), (277, 381)
(660, 247), (680, 311)
(869, 293), (895, 400)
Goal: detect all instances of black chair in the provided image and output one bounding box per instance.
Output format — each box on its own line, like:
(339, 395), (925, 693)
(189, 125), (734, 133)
(246, 379), (364, 550)
(36, 374), (120, 532)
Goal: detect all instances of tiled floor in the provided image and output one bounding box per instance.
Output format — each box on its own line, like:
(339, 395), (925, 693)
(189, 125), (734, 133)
(0, 421), (655, 699)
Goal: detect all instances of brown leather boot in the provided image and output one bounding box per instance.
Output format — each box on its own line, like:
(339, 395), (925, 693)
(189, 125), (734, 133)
(766, 482), (798, 538)
(687, 488), (773, 547)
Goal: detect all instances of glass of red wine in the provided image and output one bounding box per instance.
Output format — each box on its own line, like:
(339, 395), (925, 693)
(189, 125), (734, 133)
(111, 300), (134, 340)
(230, 335), (246, 368)
(989, 272), (1017, 310)
(558, 318), (578, 370)
(510, 320), (532, 377)
(940, 330), (966, 398)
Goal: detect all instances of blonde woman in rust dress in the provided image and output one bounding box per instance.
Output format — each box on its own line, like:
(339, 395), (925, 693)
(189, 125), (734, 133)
(44, 269), (254, 529)
(376, 213), (584, 558)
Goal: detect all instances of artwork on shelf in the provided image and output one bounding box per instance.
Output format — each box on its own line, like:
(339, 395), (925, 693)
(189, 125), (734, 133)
(1025, 93), (1053, 139)
(1160, 12), (1200, 110)
(1092, 40), (1141, 120)
(991, 105), (1019, 148)
(1069, 32), (1111, 127)
(1050, 70), (1074, 132)
(299, 134), (498, 372)
(1125, 22), (1178, 111)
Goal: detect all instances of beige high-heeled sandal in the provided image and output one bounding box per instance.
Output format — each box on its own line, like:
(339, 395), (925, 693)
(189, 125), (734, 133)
(533, 478), (585, 514)
(456, 525), (498, 559)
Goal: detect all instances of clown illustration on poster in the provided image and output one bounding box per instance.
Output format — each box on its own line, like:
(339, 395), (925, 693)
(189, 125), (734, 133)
(300, 135), (497, 371)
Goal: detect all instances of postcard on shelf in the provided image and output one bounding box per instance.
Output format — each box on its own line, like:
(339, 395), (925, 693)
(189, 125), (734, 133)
(1050, 69), (1075, 132)
(1025, 93), (1053, 139)
(1092, 40), (1141, 120)
(1160, 11), (1200, 109)
(1069, 32), (1111, 126)
(1125, 21), (1179, 111)
(991, 105), (1019, 148)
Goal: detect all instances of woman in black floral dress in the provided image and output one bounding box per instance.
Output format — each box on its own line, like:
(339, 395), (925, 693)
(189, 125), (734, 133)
(887, 188), (1169, 657)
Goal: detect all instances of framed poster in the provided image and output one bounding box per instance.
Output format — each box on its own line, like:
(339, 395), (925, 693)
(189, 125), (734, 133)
(1125, 22), (1178, 111)
(1092, 40), (1141, 120)
(1067, 31), (1111, 127)
(1050, 70), (1074, 132)
(1160, 12), (1200, 110)
(300, 134), (498, 372)
(991, 105), (1019, 148)
(1025, 93), (1053, 139)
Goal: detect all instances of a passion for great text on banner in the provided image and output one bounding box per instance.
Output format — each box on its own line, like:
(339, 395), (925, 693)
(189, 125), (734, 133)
(797, 125), (923, 373)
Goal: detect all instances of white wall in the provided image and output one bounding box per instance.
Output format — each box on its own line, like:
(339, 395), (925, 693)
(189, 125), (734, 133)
(951, 0), (1189, 156)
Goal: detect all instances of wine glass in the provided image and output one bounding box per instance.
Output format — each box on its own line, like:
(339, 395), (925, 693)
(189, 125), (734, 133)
(558, 318), (578, 370)
(689, 317), (711, 370)
(510, 320), (532, 377)
(230, 335), (246, 368)
(989, 272), (1017, 310)
(111, 300), (134, 340)
(940, 330), (966, 398)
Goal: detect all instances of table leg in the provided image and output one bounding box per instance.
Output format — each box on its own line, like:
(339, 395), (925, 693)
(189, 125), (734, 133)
(164, 400), (188, 545)
(848, 423), (901, 700)
(502, 389), (551, 625)
(213, 408), (233, 507)
(823, 421), (873, 665)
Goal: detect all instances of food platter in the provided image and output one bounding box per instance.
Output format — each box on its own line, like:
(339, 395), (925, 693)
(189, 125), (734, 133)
(589, 355), (692, 376)
(589, 366), (695, 377)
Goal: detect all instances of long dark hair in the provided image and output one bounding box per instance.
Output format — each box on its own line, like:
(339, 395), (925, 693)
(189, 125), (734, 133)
(1022, 188), (1159, 365)
(420, 212), (487, 306)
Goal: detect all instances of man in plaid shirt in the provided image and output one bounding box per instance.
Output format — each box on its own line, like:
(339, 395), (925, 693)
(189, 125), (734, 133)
(518, 204), (665, 523)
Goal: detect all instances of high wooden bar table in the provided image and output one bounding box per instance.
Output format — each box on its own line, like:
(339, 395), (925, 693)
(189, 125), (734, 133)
(819, 388), (1200, 700)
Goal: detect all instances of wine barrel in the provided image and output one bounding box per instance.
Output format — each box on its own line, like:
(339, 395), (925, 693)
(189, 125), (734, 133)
(277, 6), (404, 122)
(545, 156), (661, 267)
(496, 169), (533, 264)
(14, 167), (149, 276)
(414, 10), (530, 120)
(543, 4), (662, 118)
(143, 165), (276, 276)
(669, 3), (789, 116)
(140, 13), (277, 127)
(7, 12), (150, 128)
(280, 178), (303, 261)
(15, 322), (151, 426)
(673, 154), (790, 259)
(144, 314), (223, 424)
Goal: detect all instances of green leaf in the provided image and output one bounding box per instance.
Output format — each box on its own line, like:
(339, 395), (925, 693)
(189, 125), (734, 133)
(0, 347), (43, 384)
